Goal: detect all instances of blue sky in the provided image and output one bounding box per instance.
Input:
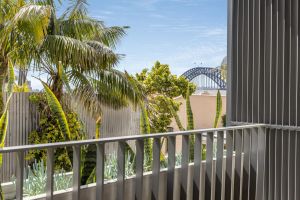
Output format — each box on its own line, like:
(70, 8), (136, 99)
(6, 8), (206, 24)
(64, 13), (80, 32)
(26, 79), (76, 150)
(88, 0), (227, 75)
(29, 0), (227, 89)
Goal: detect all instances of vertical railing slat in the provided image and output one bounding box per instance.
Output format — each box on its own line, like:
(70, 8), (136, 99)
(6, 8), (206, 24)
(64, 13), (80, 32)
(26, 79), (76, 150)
(225, 130), (234, 200)
(205, 132), (214, 200)
(180, 135), (189, 200)
(96, 143), (105, 200)
(264, 128), (269, 200)
(193, 133), (202, 200)
(72, 146), (81, 200)
(152, 138), (160, 200)
(135, 139), (144, 200)
(274, 130), (282, 200)
(281, 130), (289, 200)
(234, 129), (243, 200)
(117, 141), (125, 200)
(16, 151), (24, 200)
(215, 131), (224, 200)
(242, 129), (250, 200)
(249, 128), (258, 200)
(167, 136), (176, 200)
(268, 128), (276, 200)
(256, 127), (267, 200)
(46, 148), (54, 200)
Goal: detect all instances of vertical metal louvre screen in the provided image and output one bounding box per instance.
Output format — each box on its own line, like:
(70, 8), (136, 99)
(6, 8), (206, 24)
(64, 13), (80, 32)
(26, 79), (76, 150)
(228, 0), (300, 199)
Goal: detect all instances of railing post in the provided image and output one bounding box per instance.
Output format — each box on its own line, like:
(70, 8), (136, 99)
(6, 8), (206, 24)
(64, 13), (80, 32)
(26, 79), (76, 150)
(193, 133), (202, 200)
(167, 136), (176, 200)
(135, 139), (144, 200)
(152, 138), (161, 200)
(46, 148), (54, 200)
(72, 145), (81, 200)
(117, 141), (125, 200)
(180, 135), (189, 200)
(16, 151), (24, 200)
(96, 143), (105, 200)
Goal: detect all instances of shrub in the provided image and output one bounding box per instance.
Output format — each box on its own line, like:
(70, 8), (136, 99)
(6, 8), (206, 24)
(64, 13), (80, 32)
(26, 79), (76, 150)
(27, 93), (86, 171)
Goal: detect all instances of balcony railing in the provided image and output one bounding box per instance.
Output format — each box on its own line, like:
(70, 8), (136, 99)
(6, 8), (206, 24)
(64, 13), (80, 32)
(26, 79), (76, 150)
(0, 124), (267, 200)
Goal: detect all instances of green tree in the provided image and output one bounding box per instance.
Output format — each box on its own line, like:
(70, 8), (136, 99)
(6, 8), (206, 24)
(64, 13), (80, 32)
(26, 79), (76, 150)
(1, 0), (133, 117)
(135, 61), (196, 133)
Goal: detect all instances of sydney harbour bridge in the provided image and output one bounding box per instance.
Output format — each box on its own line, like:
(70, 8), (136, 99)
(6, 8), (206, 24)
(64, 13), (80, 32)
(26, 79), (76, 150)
(181, 67), (227, 90)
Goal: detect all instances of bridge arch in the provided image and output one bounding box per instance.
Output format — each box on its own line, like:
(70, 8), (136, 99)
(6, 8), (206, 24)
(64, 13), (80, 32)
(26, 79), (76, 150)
(181, 67), (227, 90)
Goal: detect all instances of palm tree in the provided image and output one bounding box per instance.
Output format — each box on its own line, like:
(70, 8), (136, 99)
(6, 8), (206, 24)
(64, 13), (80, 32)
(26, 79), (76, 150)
(0, 0), (52, 112)
(1, 0), (131, 115)
(31, 0), (130, 110)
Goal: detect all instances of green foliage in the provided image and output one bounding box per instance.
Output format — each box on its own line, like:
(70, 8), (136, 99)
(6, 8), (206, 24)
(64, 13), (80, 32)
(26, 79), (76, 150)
(13, 83), (30, 92)
(213, 90), (223, 128)
(95, 116), (101, 139)
(168, 102), (184, 131)
(21, 161), (72, 197)
(0, 62), (14, 165)
(0, 108), (9, 165)
(81, 144), (96, 185)
(140, 103), (152, 166)
(104, 153), (136, 180)
(135, 61), (196, 133)
(186, 84), (194, 130)
(41, 81), (71, 140)
(27, 93), (85, 171)
(185, 84), (195, 161)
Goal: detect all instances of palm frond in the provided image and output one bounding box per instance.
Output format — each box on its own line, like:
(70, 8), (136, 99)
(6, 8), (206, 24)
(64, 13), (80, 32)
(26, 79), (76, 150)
(41, 81), (71, 140)
(68, 69), (102, 119)
(11, 4), (51, 44)
(68, 69), (140, 119)
(58, 17), (105, 40)
(42, 35), (119, 69)
(94, 26), (128, 49)
(62, 0), (88, 19)
(93, 69), (140, 107)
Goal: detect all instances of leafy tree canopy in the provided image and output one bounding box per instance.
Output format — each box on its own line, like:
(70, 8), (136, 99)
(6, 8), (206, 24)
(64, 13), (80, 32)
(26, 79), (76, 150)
(135, 61), (196, 133)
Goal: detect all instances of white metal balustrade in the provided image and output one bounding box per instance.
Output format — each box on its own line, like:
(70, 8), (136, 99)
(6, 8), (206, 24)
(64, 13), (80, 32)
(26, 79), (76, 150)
(0, 124), (267, 200)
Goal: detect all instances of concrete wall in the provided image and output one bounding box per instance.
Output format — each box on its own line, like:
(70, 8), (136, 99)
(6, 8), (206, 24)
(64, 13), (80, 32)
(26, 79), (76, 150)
(170, 93), (227, 131)
(166, 93), (226, 153)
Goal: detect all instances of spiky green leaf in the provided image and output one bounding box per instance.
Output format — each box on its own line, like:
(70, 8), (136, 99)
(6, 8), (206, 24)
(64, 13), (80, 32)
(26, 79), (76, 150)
(213, 90), (223, 128)
(41, 81), (71, 140)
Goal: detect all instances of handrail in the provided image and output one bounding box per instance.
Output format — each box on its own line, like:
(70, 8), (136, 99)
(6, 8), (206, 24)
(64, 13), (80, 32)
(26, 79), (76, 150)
(0, 124), (264, 153)
(1, 123), (266, 200)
